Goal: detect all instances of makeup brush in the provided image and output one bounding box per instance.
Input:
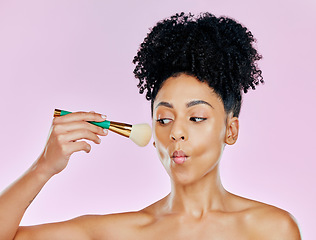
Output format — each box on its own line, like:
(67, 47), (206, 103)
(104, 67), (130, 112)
(53, 109), (152, 147)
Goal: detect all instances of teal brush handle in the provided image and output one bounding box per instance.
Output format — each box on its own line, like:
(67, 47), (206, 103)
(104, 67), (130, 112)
(58, 110), (111, 129)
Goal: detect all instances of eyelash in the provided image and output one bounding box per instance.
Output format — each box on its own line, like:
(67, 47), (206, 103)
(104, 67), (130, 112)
(190, 117), (207, 122)
(156, 118), (172, 125)
(156, 117), (207, 125)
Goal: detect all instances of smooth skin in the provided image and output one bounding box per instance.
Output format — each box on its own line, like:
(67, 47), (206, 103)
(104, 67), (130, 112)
(0, 74), (301, 239)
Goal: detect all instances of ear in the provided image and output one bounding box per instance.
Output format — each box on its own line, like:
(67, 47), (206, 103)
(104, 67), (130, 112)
(153, 141), (156, 148)
(225, 116), (239, 145)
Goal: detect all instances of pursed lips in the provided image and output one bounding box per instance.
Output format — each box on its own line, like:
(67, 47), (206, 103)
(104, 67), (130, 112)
(171, 150), (188, 164)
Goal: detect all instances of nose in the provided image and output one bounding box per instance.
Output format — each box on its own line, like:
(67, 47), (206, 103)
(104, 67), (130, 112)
(171, 135), (185, 141)
(170, 121), (187, 141)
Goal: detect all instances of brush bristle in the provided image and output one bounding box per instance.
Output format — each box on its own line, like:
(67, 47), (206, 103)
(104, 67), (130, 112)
(129, 123), (152, 147)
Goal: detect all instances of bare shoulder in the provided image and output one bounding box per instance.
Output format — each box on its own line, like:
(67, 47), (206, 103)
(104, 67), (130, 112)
(76, 210), (154, 239)
(237, 196), (301, 239)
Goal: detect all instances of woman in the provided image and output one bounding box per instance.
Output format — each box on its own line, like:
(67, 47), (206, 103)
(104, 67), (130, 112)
(0, 12), (301, 239)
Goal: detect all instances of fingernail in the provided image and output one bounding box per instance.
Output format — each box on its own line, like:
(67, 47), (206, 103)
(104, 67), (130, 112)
(101, 115), (107, 119)
(103, 129), (108, 134)
(98, 138), (101, 143)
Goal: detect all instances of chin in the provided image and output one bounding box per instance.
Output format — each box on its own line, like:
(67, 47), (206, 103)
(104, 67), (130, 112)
(169, 170), (198, 186)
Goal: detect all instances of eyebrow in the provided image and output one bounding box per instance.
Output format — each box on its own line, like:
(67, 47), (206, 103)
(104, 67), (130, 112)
(186, 100), (214, 109)
(155, 101), (173, 109)
(155, 100), (214, 109)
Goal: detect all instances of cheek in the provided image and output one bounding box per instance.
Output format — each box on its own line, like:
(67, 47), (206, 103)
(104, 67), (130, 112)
(190, 119), (226, 160)
(153, 121), (170, 147)
(154, 134), (172, 176)
(153, 123), (170, 159)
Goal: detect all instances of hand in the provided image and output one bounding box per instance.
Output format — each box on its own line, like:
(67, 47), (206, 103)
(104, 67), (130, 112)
(37, 111), (108, 177)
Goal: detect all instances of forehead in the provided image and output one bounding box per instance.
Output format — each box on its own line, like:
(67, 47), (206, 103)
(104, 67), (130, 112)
(154, 74), (223, 109)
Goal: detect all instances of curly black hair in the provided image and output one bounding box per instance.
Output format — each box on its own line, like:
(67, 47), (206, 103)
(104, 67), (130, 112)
(133, 12), (263, 118)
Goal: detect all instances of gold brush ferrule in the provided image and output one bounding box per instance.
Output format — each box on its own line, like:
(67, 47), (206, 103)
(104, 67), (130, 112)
(109, 121), (132, 138)
(54, 109), (62, 117)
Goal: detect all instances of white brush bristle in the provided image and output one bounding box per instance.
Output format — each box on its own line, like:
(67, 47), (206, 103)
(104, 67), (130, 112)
(129, 123), (152, 147)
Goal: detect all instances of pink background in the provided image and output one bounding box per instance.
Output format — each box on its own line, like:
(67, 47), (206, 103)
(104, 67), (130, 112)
(0, 0), (315, 238)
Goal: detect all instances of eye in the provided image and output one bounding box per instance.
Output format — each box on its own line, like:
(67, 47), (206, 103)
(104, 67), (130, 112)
(156, 118), (173, 125)
(190, 117), (207, 122)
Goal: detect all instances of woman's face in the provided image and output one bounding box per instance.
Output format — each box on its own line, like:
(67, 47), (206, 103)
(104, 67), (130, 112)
(152, 74), (233, 185)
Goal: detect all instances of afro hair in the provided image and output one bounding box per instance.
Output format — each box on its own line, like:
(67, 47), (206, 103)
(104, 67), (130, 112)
(133, 12), (264, 117)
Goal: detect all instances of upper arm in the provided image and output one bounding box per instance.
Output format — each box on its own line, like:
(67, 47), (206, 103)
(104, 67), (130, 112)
(14, 216), (95, 240)
(14, 212), (149, 240)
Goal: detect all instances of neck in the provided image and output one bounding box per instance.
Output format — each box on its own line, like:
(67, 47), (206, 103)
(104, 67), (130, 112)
(164, 166), (229, 218)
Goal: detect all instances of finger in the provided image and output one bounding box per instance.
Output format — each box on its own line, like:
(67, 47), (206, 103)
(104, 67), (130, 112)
(53, 111), (107, 124)
(66, 141), (92, 154)
(53, 121), (107, 136)
(62, 129), (102, 144)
